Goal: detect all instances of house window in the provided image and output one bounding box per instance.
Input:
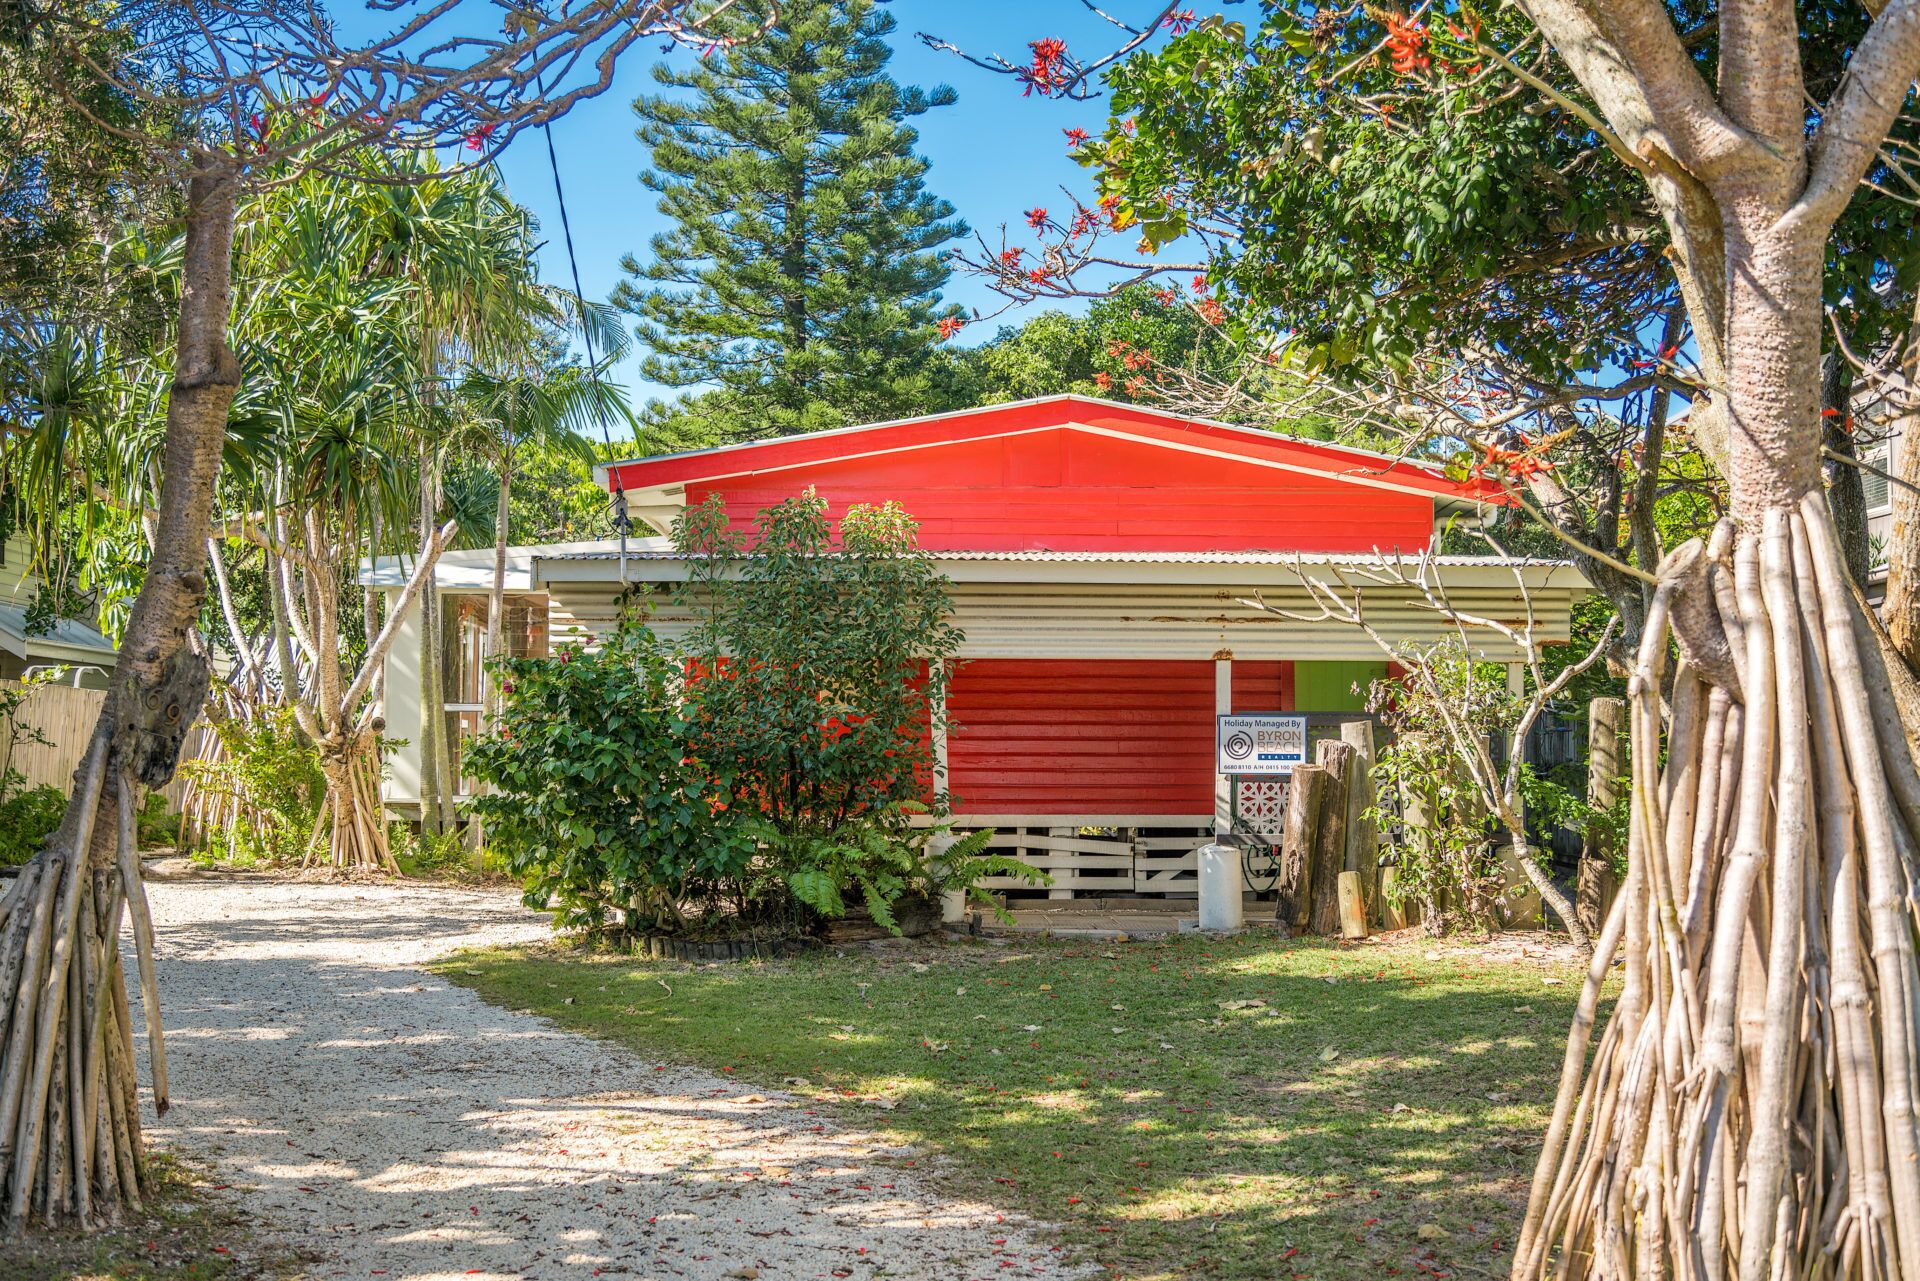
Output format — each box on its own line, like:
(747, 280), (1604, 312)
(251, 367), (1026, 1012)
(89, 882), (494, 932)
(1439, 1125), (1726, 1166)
(1864, 442), (1893, 516)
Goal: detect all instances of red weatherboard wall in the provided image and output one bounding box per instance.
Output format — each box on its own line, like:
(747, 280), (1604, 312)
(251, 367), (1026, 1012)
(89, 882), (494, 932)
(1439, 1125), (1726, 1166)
(947, 660), (1216, 814)
(683, 428), (1435, 554)
(945, 658), (1301, 816)
(1231, 661), (1296, 715)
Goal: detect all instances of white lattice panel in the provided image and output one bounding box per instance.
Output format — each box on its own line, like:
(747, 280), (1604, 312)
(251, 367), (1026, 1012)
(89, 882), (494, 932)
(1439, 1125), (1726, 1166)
(1235, 776), (1291, 843)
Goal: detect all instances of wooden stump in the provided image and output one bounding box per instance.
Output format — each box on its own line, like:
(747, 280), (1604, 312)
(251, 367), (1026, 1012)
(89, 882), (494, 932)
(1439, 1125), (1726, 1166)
(1337, 871), (1368, 939)
(1339, 720), (1380, 912)
(1309, 740), (1354, 936)
(1379, 865), (1416, 929)
(1277, 765), (1327, 927)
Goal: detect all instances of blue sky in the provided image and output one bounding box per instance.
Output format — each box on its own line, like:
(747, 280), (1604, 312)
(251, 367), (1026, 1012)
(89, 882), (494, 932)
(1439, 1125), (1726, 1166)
(479, 1), (1163, 404)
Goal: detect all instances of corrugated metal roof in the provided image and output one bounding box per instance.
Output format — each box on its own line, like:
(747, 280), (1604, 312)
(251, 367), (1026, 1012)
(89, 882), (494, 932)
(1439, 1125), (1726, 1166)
(534, 548), (1572, 568)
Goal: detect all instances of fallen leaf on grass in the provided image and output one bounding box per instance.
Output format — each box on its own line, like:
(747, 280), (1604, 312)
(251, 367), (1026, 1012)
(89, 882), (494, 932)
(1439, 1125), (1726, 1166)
(1218, 999), (1267, 1010)
(1319, 1046), (1341, 1063)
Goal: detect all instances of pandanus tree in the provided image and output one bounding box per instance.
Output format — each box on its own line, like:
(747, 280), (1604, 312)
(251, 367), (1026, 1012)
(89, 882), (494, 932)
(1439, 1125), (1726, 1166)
(358, 156), (567, 837)
(1496, 5), (1920, 1269)
(0, 0), (762, 1232)
(221, 170), (467, 871)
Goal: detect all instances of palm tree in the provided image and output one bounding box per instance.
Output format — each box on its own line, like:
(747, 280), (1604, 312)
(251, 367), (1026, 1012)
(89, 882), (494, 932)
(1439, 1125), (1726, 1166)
(453, 352), (634, 694)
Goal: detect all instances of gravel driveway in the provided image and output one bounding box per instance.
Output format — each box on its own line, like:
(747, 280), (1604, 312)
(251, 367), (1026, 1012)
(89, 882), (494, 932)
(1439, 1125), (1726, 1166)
(136, 877), (1083, 1281)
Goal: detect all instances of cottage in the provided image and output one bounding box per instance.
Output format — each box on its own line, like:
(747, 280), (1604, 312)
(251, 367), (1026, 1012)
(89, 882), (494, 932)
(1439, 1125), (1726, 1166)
(369, 395), (1586, 895)
(0, 532), (118, 689)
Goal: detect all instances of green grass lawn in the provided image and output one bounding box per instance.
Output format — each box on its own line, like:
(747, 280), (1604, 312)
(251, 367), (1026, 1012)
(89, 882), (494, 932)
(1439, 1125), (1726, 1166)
(438, 930), (1602, 1281)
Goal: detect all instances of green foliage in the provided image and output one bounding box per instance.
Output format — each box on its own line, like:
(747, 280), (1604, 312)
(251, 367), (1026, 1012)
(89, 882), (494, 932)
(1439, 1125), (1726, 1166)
(465, 622), (760, 937)
(675, 490), (962, 834)
(1095, 5), (1653, 380)
(953, 285), (1343, 431)
(136, 790), (178, 849)
(181, 707), (325, 865)
(1363, 641), (1528, 930)
(0, 776), (64, 867)
(390, 825), (500, 879)
(615, 0), (965, 437)
(0, 679), (61, 866)
(505, 434), (620, 543)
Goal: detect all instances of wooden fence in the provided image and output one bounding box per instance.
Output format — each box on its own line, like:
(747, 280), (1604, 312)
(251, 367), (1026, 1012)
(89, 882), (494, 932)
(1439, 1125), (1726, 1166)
(0, 681), (196, 810)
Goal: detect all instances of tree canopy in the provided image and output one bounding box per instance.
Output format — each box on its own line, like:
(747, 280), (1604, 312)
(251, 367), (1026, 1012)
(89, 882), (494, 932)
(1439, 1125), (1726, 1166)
(617, 0), (966, 439)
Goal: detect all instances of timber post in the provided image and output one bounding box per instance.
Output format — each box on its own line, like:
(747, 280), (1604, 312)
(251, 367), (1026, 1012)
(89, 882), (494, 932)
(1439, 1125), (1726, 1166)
(1309, 739), (1354, 936)
(1277, 764), (1327, 928)
(1339, 720), (1379, 919)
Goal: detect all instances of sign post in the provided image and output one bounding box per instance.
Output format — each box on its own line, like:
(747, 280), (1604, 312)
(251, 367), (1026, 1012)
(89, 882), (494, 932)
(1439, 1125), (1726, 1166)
(1217, 713), (1308, 776)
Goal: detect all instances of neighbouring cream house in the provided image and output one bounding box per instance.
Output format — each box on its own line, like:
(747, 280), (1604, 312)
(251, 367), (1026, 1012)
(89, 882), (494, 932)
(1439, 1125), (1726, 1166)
(0, 532), (117, 689)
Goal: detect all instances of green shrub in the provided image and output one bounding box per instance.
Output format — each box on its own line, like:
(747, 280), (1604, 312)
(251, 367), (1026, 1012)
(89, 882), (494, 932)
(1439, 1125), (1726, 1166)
(0, 774), (65, 867)
(136, 791), (179, 849)
(675, 491), (962, 834)
(180, 707), (325, 864)
(466, 622), (759, 937)
(391, 825), (504, 878)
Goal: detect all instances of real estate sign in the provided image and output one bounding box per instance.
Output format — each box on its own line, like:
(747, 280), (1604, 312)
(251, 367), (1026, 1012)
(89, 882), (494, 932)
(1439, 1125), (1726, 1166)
(1216, 713), (1308, 775)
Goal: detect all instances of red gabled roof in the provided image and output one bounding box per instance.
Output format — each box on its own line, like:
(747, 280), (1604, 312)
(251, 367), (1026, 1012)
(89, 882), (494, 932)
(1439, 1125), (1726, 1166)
(598, 394), (1506, 506)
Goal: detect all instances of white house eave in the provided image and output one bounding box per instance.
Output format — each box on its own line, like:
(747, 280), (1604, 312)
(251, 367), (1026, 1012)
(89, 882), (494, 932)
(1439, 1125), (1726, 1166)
(532, 553), (1589, 593)
(357, 537), (671, 590)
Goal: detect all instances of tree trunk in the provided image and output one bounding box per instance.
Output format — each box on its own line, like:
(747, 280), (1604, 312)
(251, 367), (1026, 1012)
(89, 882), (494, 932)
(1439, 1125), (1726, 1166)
(1276, 764), (1327, 928)
(312, 731), (396, 874)
(1338, 720), (1379, 911)
(417, 450), (452, 837)
(485, 454), (512, 720)
(1823, 347), (1871, 584)
(0, 161), (237, 1229)
(1887, 371), (1920, 671)
(1307, 740), (1351, 936)
(1574, 696), (1621, 936)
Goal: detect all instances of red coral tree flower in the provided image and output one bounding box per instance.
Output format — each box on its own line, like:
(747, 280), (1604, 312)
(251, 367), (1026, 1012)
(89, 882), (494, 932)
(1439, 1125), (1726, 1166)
(1026, 207), (1048, 229)
(1385, 13), (1430, 77)
(1023, 38), (1069, 96)
(937, 316), (965, 340)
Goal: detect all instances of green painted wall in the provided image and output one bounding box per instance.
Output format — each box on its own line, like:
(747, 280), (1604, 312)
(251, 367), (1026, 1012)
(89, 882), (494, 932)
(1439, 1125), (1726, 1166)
(1293, 661), (1387, 713)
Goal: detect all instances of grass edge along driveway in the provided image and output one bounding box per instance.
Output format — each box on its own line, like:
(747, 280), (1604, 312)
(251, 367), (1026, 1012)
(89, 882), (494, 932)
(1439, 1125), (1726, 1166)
(437, 930), (1603, 1281)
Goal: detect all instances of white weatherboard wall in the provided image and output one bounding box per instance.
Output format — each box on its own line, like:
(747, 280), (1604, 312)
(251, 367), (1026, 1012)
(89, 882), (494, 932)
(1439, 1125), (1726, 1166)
(382, 587), (423, 806)
(532, 577), (1583, 663)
